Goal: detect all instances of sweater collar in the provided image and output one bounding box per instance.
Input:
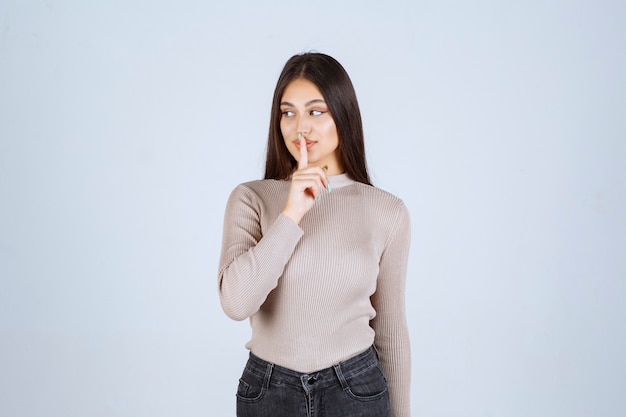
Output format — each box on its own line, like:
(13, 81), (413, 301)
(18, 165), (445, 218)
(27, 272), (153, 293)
(329, 173), (356, 189)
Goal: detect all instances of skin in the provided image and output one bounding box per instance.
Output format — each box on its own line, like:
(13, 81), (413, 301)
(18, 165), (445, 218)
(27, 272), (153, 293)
(280, 78), (342, 224)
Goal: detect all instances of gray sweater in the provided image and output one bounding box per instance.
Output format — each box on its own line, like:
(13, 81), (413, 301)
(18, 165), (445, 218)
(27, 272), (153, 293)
(218, 173), (411, 417)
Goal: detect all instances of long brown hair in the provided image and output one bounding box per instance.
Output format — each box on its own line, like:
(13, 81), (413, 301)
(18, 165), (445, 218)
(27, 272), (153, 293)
(264, 53), (372, 186)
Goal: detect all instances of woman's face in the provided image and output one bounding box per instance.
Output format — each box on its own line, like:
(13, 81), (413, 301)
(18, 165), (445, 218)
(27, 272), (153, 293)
(280, 78), (342, 173)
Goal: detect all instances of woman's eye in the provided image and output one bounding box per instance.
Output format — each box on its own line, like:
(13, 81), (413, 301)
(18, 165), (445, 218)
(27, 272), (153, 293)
(310, 110), (325, 116)
(281, 110), (295, 117)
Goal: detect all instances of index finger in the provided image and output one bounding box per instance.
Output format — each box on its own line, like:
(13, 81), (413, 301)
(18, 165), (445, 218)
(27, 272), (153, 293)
(298, 132), (308, 169)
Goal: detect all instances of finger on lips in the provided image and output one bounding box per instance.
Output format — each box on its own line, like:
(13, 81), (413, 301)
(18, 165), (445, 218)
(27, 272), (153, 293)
(298, 132), (307, 169)
(296, 132), (330, 199)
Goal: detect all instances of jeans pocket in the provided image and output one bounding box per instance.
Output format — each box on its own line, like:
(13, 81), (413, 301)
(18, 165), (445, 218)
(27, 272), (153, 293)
(343, 363), (389, 401)
(236, 368), (266, 403)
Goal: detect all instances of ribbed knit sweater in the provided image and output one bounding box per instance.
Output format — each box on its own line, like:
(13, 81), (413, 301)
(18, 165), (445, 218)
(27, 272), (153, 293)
(218, 173), (411, 417)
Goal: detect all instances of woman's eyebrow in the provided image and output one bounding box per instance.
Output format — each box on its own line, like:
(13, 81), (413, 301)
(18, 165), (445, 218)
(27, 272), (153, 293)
(280, 99), (326, 107)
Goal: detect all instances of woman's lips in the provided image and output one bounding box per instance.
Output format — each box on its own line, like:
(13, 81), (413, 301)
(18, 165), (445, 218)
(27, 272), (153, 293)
(294, 139), (315, 149)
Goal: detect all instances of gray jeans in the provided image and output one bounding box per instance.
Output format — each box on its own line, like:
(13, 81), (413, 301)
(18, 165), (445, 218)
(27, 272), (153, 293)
(236, 346), (391, 417)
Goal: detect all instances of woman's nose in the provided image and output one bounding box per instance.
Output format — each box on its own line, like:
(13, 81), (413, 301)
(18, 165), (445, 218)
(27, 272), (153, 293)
(296, 115), (311, 134)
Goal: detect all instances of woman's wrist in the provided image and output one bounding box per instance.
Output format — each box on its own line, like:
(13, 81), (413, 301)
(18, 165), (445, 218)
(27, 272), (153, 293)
(281, 208), (303, 225)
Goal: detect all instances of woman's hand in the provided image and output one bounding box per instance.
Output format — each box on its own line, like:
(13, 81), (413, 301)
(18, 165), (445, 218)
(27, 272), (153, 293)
(281, 133), (329, 224)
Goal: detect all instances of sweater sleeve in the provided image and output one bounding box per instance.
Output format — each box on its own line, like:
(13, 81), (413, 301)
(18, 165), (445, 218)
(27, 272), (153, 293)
(218, 184), (304, 321)
(370, 201), (412, 417)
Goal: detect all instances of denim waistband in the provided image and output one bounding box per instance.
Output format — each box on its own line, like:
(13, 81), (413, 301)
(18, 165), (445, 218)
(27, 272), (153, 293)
(245, 346), (379, 391)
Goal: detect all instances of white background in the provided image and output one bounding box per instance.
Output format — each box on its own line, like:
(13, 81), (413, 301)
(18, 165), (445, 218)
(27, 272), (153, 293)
(1, 0), (625, 416)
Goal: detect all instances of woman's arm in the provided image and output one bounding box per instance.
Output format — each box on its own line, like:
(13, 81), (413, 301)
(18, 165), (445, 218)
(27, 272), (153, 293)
(370, 201), (412, 417)
(218, 184), (303, 321)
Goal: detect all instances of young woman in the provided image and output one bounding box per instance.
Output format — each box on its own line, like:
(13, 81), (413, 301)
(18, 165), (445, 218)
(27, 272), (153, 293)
(218, 52), (411, 417)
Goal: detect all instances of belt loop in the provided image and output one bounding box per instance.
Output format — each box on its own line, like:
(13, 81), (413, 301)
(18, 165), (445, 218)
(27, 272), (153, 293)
(263, 362), (274, 390)
(372, 344), (381, 361)
(333, 364), (349, 390)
